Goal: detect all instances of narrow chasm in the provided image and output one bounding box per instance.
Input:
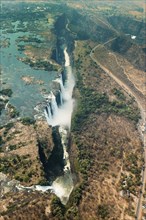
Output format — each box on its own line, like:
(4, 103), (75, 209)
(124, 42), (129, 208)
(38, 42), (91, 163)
(36, 13), (76, 204)
(38, 126), (64, 184)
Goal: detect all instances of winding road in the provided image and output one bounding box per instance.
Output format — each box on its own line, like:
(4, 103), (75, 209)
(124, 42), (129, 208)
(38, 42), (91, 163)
(90, 38), (146, 220)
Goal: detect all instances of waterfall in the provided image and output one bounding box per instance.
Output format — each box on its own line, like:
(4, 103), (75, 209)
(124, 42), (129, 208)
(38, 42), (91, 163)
(46, 104), (52, 119)
(45, 48), (75, 129)
(59, 127), (71, 171)
(64, 47), (70, 67)
(59, 90), (63, 105)
(16, 184), (54, 193)
(54, 74), (65, 103)
(49, 92), (58, 116)
(42, 47), (75, 204)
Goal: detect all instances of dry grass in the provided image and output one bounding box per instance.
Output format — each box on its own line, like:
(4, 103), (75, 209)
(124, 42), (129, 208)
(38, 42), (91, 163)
(72, 40), (143, 220)
(0, 120), (53, 186)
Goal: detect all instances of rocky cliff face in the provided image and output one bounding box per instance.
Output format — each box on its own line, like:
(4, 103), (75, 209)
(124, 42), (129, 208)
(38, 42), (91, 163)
(107, 15), (145, 44)
(53, 13), (75, 65)
(66, 8), (116, 43)
(110, 36), (146, 71)
(38, 125), (64, 184)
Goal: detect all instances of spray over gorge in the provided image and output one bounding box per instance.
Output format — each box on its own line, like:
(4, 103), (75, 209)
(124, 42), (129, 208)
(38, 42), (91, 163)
(45, 48), (75, 129)
(42, 47), (75, 204)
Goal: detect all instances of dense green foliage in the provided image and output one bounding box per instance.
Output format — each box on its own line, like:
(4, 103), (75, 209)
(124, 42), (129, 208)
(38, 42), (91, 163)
(120, 153), (142, 195)
(3, 122), (14, 136)
(50, 184), (84, 220)
(112, 87), (126, 100)
(72, 71), (140, 132)
(9, 144), (17, 151)
(21, 117), (35, 125)
(96, 204), (109, 219)
(51, 196), (65, 220)
(23, 58), (58, 71)
(0, 154), (33, 182)
(0, 89), (13, 97)
(5, 122), (14, 130)
(73, 140), (92, 180)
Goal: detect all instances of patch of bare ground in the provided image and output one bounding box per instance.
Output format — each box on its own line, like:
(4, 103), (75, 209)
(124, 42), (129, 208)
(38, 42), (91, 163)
(71, 40), (143, 219)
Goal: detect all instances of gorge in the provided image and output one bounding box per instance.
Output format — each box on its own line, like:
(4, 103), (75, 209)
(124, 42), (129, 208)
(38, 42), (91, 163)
(0, 1), (145, 220)
(43, 47), (75, 204)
